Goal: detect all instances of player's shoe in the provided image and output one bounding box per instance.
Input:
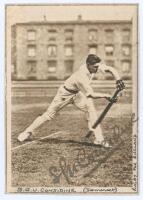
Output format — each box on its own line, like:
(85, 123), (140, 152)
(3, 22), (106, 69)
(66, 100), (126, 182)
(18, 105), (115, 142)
(102, 141), (112, 148)
(17, 131), (32, 142)
(94, 140), (112, 148)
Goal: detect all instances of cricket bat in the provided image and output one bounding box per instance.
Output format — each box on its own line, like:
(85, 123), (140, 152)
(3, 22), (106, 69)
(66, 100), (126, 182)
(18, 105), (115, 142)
(85, 88), (122, 138)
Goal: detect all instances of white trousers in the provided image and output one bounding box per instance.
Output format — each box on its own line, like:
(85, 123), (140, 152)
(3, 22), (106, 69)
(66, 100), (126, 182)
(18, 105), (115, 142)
(26, 86), (104, 143)
(45, 86), (104, 143)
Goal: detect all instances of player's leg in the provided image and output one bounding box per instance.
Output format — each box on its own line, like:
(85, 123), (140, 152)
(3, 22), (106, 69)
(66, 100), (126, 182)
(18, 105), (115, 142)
(86, 98), (105, 144)
(73, 92), (104, 144)
(17, 111), (51, 142)
(18, 88), (73, 142)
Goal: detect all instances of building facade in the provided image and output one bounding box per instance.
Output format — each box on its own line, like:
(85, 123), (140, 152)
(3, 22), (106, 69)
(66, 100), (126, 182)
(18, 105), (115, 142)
(11, 16), (132, 80)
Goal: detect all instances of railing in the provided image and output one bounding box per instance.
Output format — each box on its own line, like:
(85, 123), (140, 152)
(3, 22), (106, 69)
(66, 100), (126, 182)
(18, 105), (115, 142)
(12, 80), (132, 98)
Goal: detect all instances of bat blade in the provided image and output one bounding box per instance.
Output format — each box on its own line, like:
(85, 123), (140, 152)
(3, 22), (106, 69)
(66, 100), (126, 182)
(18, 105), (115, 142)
(86, 88), (121, 138)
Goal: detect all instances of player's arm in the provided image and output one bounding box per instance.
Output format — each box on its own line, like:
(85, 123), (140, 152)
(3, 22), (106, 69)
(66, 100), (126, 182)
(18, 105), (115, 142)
(100, 64), (125, 90)
(87, 91), (111, 99)
(103, 65), (120, 80)
(76, 76), (112, 100)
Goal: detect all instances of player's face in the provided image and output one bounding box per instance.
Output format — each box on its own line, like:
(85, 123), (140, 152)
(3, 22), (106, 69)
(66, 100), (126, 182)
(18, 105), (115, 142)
(88, 63), (100, 73)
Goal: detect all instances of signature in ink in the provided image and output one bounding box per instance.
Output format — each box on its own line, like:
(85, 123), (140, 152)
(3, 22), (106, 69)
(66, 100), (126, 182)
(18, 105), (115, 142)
(49, 113), (138, 184)
(49, 148), (105, 184)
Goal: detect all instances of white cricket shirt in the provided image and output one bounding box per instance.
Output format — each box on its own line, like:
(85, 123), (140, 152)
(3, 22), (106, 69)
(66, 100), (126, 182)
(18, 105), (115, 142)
(64, 64), (108, 97)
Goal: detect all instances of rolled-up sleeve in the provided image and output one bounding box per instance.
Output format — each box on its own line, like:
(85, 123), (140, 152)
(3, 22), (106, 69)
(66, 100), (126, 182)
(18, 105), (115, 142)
(99, 64), (109, 73)
(100, 64), (120, 80)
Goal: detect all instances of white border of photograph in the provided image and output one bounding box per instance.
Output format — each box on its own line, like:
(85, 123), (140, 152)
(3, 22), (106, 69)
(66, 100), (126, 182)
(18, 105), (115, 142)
(1, 0), (143, 199)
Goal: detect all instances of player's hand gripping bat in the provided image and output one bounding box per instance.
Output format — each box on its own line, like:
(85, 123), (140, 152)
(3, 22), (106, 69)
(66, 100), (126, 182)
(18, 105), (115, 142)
(85, 80), (125, 138)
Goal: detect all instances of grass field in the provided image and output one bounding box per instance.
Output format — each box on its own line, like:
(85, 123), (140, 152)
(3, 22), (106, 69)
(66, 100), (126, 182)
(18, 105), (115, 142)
(11, 96), (133, 188)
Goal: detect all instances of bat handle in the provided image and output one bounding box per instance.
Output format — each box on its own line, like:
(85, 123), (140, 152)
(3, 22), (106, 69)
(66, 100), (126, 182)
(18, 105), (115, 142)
(113, 89), (120, 97)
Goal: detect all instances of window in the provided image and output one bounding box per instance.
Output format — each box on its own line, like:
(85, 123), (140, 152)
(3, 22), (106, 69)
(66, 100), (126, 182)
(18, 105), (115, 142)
(89, 45), (97, 54)
(47, 45), (57, 57)
(48, 29), (57, 33)
(122, 61), (130, 73)
(27, 61), (37, 76)
(65, 38), (73, 43)
(28, 45), (36, 57)
(64, 60), (73, 74)
(27, 30), (36, 41)
(105, 60), (115, 80)
(65, 46), (73, 56)
(48, 29), (57, 41)
(106, 60), (114, 67)
(122, 45), (131, 56)
(64, 29), (73, 43)
(47, 61), (57, 73)
(105, 29), (114, 41)
(88, 29), (97, 41)
(49, 37), (56, 42)
(105, 45), (114, 56)
(122, 29), (131, 42)
(65, 29), (73, 38)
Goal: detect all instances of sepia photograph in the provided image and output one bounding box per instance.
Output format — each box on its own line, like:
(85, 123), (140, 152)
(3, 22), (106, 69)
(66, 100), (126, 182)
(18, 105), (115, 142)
(6, 3), (138, 194)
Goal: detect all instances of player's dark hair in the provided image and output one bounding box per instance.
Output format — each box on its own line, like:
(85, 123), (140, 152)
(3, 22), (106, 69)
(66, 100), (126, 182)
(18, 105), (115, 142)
(86, 54), (101, 65)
